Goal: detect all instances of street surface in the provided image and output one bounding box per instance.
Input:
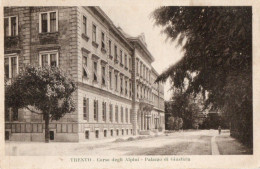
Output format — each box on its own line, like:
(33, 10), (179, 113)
(5, 130), (252, 156)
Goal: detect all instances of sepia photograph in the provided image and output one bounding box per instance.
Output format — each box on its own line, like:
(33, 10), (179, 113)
(1, 1), (259, 169)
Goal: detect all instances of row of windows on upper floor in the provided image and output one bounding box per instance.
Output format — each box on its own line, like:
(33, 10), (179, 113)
(135, 59), (152, 83)
(4, 11), (133, 73)
(83, 98), (130, 124)
(4, 51), (133, 99)
(82, 15), (133, 71)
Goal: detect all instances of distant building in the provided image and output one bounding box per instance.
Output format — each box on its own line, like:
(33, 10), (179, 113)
(4, 7), (165, 142)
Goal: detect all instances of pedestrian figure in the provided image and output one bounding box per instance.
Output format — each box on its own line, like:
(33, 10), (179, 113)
(218, 126), (221, 135)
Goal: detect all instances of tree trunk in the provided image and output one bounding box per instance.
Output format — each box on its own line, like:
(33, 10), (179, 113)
(45, 111), (50, 143)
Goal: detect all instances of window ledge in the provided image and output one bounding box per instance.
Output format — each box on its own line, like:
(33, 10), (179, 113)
(82, 33), (89, 42)
(92, 41), (99, 48)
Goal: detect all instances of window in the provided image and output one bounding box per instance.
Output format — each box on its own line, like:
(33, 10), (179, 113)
(114, 45), (117, 61)
(129, 82), (132, 97)
(93, 61), (98, 82)
(111, 130), (113, 136)
(129, 57), (132, 71)
(116, 129), (119, 136)
(109, 40), (112, 56)
(39, 51), (59, 67)
(39, 11), (58, 33)
(83, 98), (89, 120)
(4, 54), (19, 79)
(122, 129), (124, 135)
(95, 130), (99, 138)
(4, 16), (18, 37)
(121, 107), (124, 123)
(101, 66), (106, 85)
(125, 80), (128, 95)
(101, 32), (105, 49)
(82, 54), (89, 77)
(109, 104), (113, 122)
(109, 71), (112, 89)
(94, 100), (98, 121)
(115, 74), (118, 91)
(125, 54), (127, 68)
(120, 77), (123, 94)
(104, 130), (107, 137)
(83, 15), (87, 35)
(136, 60), (139, 74)
(115, 105), (118, 123)
(137, 85), (139, 98)
(131, 129), (133, 135)
(102, 102), (106, 121)
(92, 24), (97, 42)
(126, 129), (128, 135)
(85, 131), (89, 139)
(120, 50), (123, 65)
(125, 108), (128, 123)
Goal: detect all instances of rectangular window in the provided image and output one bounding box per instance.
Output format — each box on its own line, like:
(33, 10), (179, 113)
(125, 80), (128, 95)
(120, 50), (123, 65)
(129, 82), (132, 97)
(109, 40), (112, 56)
(104, 130), (107, 137)
(120, 77), (123, 94)
(4, 16), (18, 37)
(111, 130), (113, 136)
(85, 130), (89, 139)
(129, 57), (132, 71)
(121, 107), (124, 123)
(94, 100), (98, 121)
(83, 55), (88, 77)
(83, 98), (89, 120)
(39, 51), (59, 67)
(109, 71), (112, 89)
(83, 15), (87, 35)
(125, 54), (127, 68)
(114, 45), (117, 61)
(115, 105), (118, 123)
(93, 61), (97, 82)
(50, 12), (56, 32)
(4, 55), (19, 79)
(122, 129), (124, 135)
(92, 24), (97, 42)
(125, 108), (128, 123)
(101, 32), (105, 49)
(95, 130), (99, 138)
(102, 66), (106, 85)
(39, 11), (58, 33)
(102, 102), (106, 121)
(109, 104), (113, 122)
(115, 74), (118, 91)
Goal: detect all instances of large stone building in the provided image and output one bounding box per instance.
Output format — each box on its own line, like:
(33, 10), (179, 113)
(4, 6), (165, 142)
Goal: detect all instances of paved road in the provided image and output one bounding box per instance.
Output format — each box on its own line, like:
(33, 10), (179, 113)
(6, 130), (251, 156)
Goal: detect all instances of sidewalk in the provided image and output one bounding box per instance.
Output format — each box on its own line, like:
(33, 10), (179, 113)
(215, 131), (252, 155)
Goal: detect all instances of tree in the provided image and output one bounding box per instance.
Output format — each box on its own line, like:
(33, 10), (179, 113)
(165, 91), (201, 129)
(5, 66), (77, 142)
(152, 7), (252, 146)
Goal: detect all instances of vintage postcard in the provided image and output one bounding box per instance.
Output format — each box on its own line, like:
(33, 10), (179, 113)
(0, 0), (260, 168)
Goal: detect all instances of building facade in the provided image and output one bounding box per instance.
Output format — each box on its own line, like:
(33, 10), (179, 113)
(4, 6), (165, 142)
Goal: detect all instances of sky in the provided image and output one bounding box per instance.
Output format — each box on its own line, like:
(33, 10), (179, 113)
(101, 5), (184, 101)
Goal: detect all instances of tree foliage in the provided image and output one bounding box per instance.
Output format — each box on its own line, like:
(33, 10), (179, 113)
(5, 66), (77, 142)
(165, 92), (202, 129)
(152, 7), (252, 146)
